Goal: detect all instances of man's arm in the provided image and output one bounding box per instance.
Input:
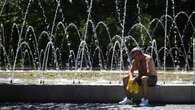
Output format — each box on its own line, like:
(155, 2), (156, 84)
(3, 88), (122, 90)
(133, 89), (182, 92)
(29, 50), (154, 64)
(128, 67), (134, 78)
(146, 57), (151, 74)
(128, 60), (137, 78)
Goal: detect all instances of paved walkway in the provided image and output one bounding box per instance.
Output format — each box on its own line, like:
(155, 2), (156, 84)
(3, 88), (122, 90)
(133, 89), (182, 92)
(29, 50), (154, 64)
(0, 103), (195, 110)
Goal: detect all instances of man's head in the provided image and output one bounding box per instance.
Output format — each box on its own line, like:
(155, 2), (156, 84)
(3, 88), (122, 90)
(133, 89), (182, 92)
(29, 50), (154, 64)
(130, 47), (143, 60)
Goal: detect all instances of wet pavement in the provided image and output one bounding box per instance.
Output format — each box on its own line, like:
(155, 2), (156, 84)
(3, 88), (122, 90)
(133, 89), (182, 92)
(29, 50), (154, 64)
(0, 103), (195, 110)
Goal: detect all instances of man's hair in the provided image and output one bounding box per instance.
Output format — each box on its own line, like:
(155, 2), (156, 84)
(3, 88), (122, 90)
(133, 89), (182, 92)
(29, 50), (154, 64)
(130, 47), (143, 56)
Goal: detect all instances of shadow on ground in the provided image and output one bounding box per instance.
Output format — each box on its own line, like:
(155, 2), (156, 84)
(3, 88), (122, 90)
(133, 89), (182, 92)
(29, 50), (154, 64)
(0, 103), (168, 110)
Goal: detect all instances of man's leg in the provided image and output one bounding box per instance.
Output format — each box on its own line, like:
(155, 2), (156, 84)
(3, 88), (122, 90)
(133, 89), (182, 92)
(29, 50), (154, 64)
(118, 76), (133, 104)
(141, 76), (149, 99)
(139, 76), (150, 106)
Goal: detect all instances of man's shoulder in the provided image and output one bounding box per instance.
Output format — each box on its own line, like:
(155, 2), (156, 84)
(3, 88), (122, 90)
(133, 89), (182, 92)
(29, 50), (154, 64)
(144, 54), (152, 59)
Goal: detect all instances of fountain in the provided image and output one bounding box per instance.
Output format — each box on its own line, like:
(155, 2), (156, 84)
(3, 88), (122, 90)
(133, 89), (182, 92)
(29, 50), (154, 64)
(0, 0), (194, 84)
(0, 0), (195, 104)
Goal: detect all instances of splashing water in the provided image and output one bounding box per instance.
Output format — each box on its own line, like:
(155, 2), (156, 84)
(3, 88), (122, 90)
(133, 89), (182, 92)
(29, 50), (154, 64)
(0, 0), (194, 83)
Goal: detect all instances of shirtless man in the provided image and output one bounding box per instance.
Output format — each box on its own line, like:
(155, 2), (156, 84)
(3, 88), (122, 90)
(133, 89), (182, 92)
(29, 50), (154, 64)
(119, 47), (157, 106)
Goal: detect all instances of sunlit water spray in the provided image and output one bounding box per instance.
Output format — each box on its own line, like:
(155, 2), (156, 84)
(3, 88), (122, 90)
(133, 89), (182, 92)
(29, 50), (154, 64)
(0, 0), (194, 84)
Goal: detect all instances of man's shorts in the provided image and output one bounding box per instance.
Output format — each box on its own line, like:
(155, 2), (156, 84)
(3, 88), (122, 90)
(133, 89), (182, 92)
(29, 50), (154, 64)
(135, 75), (157, 87)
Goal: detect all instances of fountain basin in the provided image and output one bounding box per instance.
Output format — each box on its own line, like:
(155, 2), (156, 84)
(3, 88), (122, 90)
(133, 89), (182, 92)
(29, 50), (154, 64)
(0, 70), (194, 103)
(0, 70), (194, 84)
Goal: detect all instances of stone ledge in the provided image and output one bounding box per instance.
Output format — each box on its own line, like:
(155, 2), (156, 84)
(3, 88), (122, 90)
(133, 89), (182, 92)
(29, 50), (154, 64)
(0, 84), (194, 103)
